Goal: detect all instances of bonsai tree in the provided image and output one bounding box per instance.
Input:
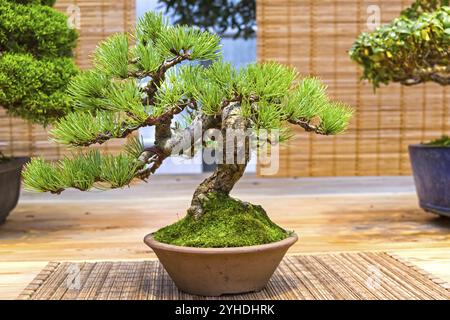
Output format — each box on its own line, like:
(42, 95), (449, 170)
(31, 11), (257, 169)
(23, 12), (352, 247)
(0, 0), (77, 223)
(349, 0), (449, 86)
(349, 0), (450, 216)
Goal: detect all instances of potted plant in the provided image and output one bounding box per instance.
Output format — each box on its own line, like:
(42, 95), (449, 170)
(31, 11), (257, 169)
(350, 0), (450, 217)
(22, 12), (352, 296)
(0, 0), (78, 224)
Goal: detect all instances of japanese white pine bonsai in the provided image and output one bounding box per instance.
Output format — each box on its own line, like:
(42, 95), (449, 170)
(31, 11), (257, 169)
(350, 0), (449, 145)
(23, 12), (352, 247)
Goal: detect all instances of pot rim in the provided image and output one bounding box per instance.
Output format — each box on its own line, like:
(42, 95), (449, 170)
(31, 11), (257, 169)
(144, 232), (298, 254)
(408, 143), (450, 149)
(0, 157), (30, 174)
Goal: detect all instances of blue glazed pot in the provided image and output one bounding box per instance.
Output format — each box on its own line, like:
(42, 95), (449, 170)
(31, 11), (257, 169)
(409, 144), (450, 217)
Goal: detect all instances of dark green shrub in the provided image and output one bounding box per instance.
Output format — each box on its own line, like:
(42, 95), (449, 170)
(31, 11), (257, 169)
(0, 0), (78, 127)
(0, 53), (77, 124)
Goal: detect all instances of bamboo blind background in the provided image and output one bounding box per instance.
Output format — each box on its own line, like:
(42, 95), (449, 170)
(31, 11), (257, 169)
(257, 0), (450, 176)
(0, 0), (135, 160)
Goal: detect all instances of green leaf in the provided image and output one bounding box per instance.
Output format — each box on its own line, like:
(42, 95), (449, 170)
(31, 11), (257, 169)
(94, 33), (129, 78)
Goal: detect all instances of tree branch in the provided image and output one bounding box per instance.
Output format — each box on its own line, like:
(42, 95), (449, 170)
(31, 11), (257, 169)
(136, 113), (221, 180)
(71, 102), (188, 147)
(288, 118), (329, 135)
(146, 52), (192, 105)
(396, 65), (450, 86)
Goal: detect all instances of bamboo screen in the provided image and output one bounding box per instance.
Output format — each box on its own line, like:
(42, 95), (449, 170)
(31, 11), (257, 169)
(0, 0), (135, 160)
(257, 0), (450, 177)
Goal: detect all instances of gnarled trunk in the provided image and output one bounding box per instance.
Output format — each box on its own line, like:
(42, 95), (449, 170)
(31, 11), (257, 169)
(188, 102), (250, 218)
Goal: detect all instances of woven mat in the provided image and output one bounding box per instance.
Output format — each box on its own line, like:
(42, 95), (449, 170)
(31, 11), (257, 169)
(18, 252), (450, 300)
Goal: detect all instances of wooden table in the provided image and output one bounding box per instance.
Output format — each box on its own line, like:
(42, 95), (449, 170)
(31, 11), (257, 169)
(1, 175), (449, 299)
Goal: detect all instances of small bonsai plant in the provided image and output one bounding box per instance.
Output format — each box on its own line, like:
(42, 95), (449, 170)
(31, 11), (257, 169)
(23, 12), (352, 295)
(0, 0), (77, 223)
(350, 0), (450, 216)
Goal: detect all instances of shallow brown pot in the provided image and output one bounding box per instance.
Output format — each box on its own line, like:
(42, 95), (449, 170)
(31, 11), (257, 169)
(144, 233), (298, 296)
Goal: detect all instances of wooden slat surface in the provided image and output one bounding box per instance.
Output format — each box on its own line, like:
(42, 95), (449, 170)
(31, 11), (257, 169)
(0, 0), (135, 160)
(2, 175), (450, 299)
(17, 252), (450, 300)
(257, 0), (450, 176)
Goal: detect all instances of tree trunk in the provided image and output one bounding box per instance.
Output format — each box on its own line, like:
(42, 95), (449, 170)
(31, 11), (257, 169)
(188, 102), (250, 219)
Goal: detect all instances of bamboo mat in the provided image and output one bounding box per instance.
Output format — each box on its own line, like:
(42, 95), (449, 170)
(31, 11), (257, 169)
(257, 0), (450, 177)
(18, 252), (449, 300)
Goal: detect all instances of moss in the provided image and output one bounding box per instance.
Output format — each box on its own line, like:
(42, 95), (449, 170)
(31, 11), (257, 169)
(154, 192), (291, 248)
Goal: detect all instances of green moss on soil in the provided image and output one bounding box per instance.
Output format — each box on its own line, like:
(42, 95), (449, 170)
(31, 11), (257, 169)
(154, 192), (291, 248)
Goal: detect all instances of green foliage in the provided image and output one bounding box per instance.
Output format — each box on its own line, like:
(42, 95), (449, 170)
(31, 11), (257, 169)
(135, 11), (168, 45)
(67, 71), (111, 111)
(23, 143), (144, 193)
(0, 0), (77, 57)
(153, 71), (186, 114)
(50, 111), (137, 146)
(193, 81), (225, 115)
(349, 3), (450, 87)
(100, 154), (141, 189)
(104, 80), (148, 121)
(94, 34), (130, 78)
(282, 77), (353, 135)
(14, 0), (57, 6)
(135, 12), (221, 70)
(203, 60), (237, 99)
(154, 192), (290, 247)
(155, 25), (221, 60)
(0, 0), (77, 127)
(157, 0), (256, 39)
(22, 158), (65, 193)
(0, 53), (78, 125)
(252, 101), (292, 142)
(284, 77), (328, 121)
(58, 151), (102, 191)
(124, 136), (145, 159)
(426, 135), (450, 146)
(237, 62), (297, 100)
(131, 42), (165, 73)
(402, 0), (448, 19)
(318, 102), (354, 135)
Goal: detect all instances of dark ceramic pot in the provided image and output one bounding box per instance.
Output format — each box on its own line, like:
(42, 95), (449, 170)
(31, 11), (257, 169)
(409, 144), (450, 217)
(0, 157), (29, 224)
(144, 233), (298, 296)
